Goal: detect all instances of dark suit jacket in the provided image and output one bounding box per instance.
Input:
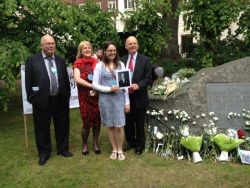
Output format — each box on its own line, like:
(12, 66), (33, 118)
(119, 79), (129, 87)
(25, 52), (70, 109)
(121, 53), (152, 109)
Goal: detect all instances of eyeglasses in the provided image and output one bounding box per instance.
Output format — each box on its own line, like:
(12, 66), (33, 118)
(43, 43), (56, 46)
(106, 50), (116, 53)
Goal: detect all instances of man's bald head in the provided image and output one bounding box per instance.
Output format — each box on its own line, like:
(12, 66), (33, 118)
(125, 36), (139, 56)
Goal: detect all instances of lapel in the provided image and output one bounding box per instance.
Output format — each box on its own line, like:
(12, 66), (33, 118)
(133, 53), (141, 76)
(54, 55), (61, 79)
(37, 53), (50, 81)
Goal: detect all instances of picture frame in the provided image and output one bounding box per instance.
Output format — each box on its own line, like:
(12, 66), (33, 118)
(116, 69), (131, 89)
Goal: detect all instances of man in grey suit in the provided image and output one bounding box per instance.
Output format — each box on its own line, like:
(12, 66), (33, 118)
(121, 36), (152, 155)
(25, 35), (73, 166)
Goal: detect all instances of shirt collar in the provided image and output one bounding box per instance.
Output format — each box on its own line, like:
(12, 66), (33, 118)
(42, 51), (55, 59)
(129, 52), (137, 61)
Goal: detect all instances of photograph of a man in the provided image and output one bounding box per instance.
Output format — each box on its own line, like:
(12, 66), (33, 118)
(117, 70), (131, 88)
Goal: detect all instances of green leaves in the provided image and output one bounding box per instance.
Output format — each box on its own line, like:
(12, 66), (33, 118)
(0, 0), (120, 111)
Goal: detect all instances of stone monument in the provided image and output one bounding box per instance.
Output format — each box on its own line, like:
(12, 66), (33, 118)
(149, 57), (250, 129)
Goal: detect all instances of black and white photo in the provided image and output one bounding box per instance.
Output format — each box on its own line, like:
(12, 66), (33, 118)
(116, 69), (131, 88)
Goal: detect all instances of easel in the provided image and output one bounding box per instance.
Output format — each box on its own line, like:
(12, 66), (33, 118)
(23, 114), (29, 149)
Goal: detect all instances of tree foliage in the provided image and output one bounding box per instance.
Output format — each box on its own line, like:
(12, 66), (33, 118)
(0, 0), (119, 111)
(183, 0), (242, 51)
(182, 0), (247, 68)
(124, 0), (172, 63)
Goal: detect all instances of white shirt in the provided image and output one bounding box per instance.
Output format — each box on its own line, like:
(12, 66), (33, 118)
(93, 61), (129, 105)
(126, 52), (138, 70)
(42, 51), (59, 94)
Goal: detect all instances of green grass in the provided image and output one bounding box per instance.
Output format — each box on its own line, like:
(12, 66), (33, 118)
(1, 80), (250, 188)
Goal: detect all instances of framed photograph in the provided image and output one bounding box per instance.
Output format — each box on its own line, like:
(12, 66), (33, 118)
(116, 69), (131, 89)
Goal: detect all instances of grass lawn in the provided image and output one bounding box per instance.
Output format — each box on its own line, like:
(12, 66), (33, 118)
(1, 80), (250, 188)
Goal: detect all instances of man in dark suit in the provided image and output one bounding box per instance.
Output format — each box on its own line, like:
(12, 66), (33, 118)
(25, 34), (73, 166)
(121, 36), (152, 155)
(118, 73), (129, 87)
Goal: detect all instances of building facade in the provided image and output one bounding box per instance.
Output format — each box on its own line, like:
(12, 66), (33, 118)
(61, 0), (240, 55)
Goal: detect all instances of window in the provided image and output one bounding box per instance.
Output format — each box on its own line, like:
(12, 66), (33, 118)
(97, 2), (101, 9)
(124, 0), (134, 9)
(108, 1), (116, 10)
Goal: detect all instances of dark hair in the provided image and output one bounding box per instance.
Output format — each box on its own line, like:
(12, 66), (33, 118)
(102, 41), (120, 69)
(95, 47), (102, 52)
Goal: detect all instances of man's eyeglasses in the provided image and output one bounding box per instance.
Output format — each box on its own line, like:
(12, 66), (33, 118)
(43, 43), (56, 46)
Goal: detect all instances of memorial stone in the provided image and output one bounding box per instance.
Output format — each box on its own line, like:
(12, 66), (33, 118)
(149, 57), (250, 129)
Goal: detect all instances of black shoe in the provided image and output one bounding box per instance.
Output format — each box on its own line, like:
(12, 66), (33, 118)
(123, 145), (134, 152)
(39, 155), (50, 166)
(82, 150), (89, 155)
(94, 149), (101, 154)
(135, 147), (143, 155)
(59, 151), (73, 157)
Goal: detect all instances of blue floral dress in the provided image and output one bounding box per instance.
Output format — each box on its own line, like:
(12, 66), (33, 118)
(98, 63), (125, 127)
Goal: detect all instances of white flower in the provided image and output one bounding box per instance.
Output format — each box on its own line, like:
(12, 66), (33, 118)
(243, 109), (246, 112)
(155, 132), (164, 140)
(180, 125), (189, 137)
(164, 117), (168, 121)
(213, 117), (218, 121)
(242, 113), (246, 117)
(209, 112), (215, 116)
(146, 110), (150, 114)
(234, 113), (237, 116)
(159, 109), (164, 115)
(193, 122), (196, 125)
(201, 113), (206, 117)
(238, 114), (241, 117)
(171, 126), (175, 129)
(182, 118), (187, 122)
(228, 116), (231, 119)
(196, 115), (200, 119)
(212, 127), (217, 135)
(246, 121), (250, 126)
(203, 124), (207, 127)
(201, 73), (205, 76)
(176, 116), (180, 119)
(228, 112), (233, 116)
(168, 111), (172, 115)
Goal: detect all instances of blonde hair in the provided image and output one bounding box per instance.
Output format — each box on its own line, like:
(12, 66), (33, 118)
(76, 41), (94, 59)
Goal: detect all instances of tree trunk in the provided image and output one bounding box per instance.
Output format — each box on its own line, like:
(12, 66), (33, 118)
(161, 0), (181, 61)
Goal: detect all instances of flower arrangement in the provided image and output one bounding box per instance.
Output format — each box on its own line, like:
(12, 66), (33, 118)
(145, 108), (249, 163)
(179, 124), (203, 163)
(149, 69), (193, 100)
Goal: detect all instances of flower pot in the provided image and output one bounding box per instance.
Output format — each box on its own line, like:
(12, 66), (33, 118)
(192, 152), (203, 163)
(219, 151), (229, 161)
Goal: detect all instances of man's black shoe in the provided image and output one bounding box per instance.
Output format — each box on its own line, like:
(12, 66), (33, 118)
(123, 146), (134, 152)
(59, 151), (73, 157)
(135, 147), (143, 155)
(39, 155), (50, 166)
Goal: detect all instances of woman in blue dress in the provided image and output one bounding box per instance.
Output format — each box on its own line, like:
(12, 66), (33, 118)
(93, 41), (130, 160)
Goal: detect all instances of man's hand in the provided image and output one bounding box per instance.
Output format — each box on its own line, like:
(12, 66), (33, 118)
(130, 84), (139, 91)
(124, 104), (130, 114)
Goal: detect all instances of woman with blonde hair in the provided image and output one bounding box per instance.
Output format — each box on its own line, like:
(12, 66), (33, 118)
(73, 41), (101, 155)
(93, 41), (130, 160)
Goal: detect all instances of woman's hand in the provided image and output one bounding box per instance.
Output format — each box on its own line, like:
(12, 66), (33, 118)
(124, 104), (130, 114)
(111, 85), (119, 92)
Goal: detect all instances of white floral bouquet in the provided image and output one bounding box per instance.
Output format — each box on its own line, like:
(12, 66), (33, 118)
(150, 74), (190, 100)
(180, 125), (203, 163)
(212, 129), (244, 161)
